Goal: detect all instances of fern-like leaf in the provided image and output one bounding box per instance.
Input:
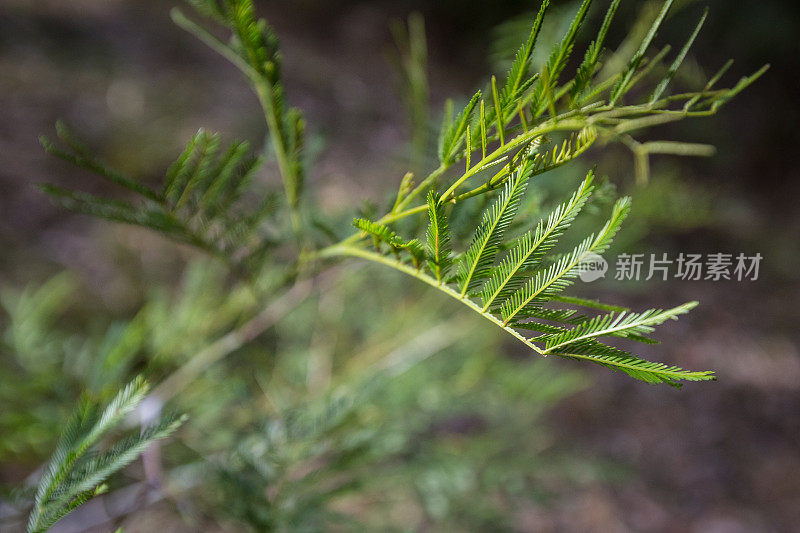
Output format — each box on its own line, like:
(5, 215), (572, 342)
(40, 127), (273, 274)
(499, 196), (629, 323)
(530, 0), (592, 117)
(649, 8), (708, 103)
(458, 161), (530, 295)
(610, 0), (675, 104)
(354, 218), (404, 248)
(570, 0), (621, 104)
(353, 218), (426, 268)
(43, 0), (750, 390)
(530, 127), (598, 176)
(541, 302), (697, 353)
(27, 378), (185, 533)
(551, 340), (715, 387)
(40, 125), (159, 202)
(438, 91), (481, 165)
(481, 172), (595, 309)
(426, 191), (453, 283)
(502, 0), (550, 103)
(333, 168), (712, 387)
(38, 185), (203, 247)
(174, 1), (305, 217)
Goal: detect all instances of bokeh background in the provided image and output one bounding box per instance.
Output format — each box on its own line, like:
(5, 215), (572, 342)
(1, 0), (799, 531)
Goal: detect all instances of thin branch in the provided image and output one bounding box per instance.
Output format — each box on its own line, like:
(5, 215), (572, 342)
(318, 245), (545, 355)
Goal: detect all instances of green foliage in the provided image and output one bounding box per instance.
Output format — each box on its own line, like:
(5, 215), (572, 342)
(391, 12), (430, 170)
(414, 0), (766, 193)
(571, 0), (621, 103)
(26, 377), (184, 532)
(38, 0), (755, 389)
(610, 0), (674, 105)
(41, 125), (277, 276)
(649, 7), (708, 104)
(498, 194), (630, 323)
(438, 91), (481, 165)
(532, 0), (593, 118)
(193, 308), (588, 529)
(17, 0), (764, 528)
(353, 218), (425, 267)
(540, 303), (697, 351)
(426, 192), (454, 283)
(0, 261), (255, 462)
(503, 0), (549, 104)
(172, 0), (305, 232)
(529, 126), (598, 175)
(458, 158), (529, 296)
(346, 168), (712, 387)
(481, 173), (594, 306)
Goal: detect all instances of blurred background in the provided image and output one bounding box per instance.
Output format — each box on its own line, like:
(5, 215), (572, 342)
(1, 0), (799, 531)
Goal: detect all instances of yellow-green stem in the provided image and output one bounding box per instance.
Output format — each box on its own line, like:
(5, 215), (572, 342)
(318, 245), (545, 355)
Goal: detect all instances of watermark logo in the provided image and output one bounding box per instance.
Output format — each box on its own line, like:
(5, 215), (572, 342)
(576, 252), (762, 283)
(577, 252), (608, 282)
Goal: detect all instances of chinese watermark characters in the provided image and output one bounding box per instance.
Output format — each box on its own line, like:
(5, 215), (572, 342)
(577, 252), (762, 282)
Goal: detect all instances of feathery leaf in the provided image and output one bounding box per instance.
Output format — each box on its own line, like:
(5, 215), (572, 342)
(28, 378), (185, 533)
(458, 161), (531, 295)
(610, 0), (675, 104)
(438, 91), (481, 165)
(541, 302), (697, 353)
(40, 129), (159, 202)
(500, 196), (629, 323)
(571, 0), (621, 103)
(503, 0), (550, 103)
(552, 340), (715, 387)
(426, 191), (453, 283)
(531, 0), (593, 117)
(650, 8), (708, 103)
(481, 172), (595, 309)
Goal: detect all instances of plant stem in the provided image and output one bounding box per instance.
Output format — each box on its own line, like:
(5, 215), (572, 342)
(318, 245), (544, 354)
(253, 83), (304, 241)
(394, 163), (447, 213)
(172, 8), (304, 243)
(318, 116), (588, 256)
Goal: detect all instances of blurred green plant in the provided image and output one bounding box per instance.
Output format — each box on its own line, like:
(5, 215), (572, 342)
(5, 0), (765, 529)
(200, 336), (587, 530)
(25, 378), (184, 533)
(390, 12), (431, 173)
(0, 262), (258, 461)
